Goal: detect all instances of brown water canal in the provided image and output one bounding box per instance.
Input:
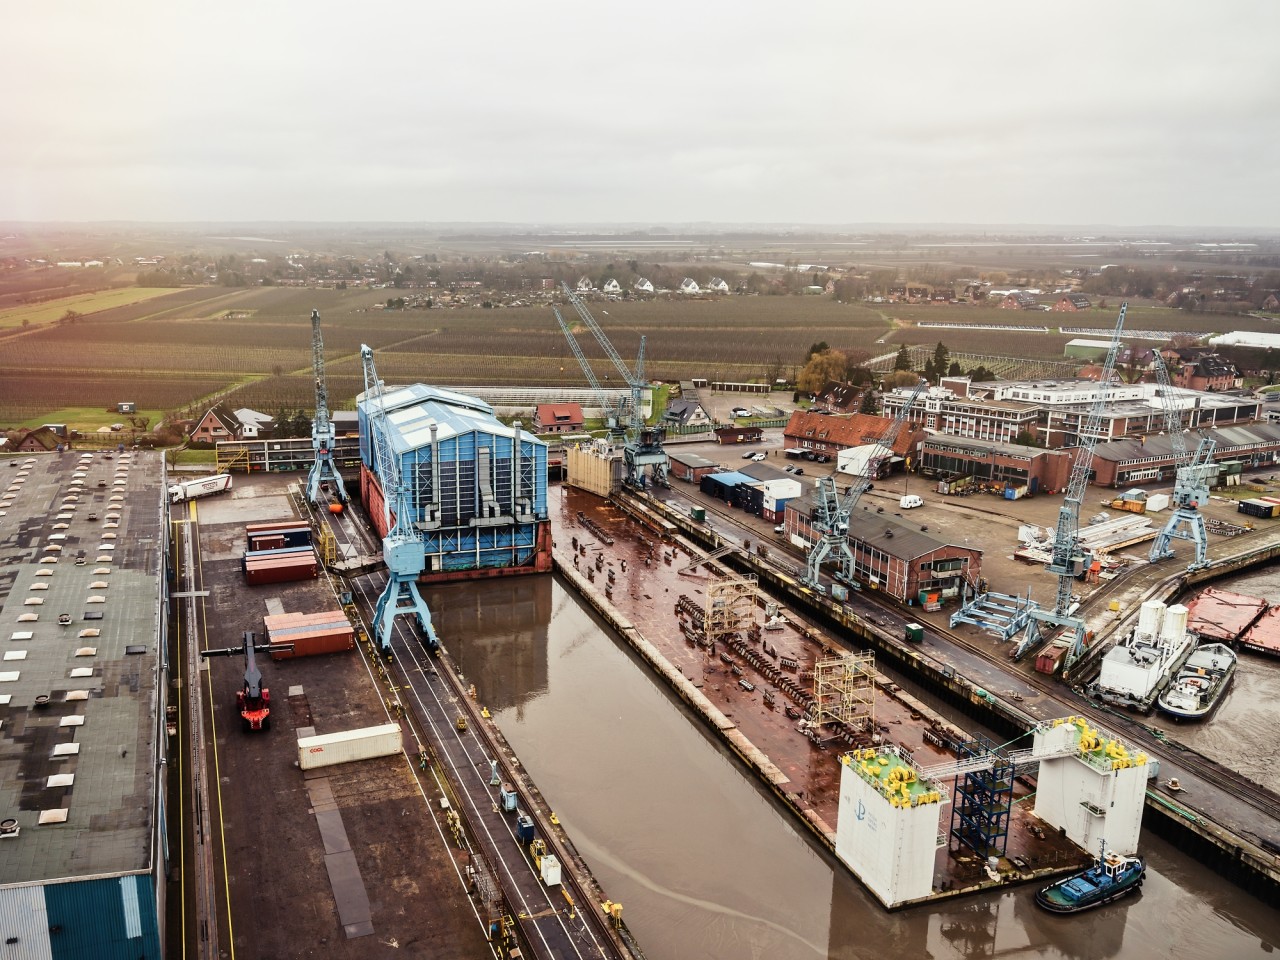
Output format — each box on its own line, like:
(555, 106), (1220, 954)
(427, 575), (1280, 960)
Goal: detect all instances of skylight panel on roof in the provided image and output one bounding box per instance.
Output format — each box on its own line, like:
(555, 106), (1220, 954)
(69, 668), (93, 678)
(38, 809), (69, 825)
(52, 743), (79, 757)
(59, 716), (84, 727)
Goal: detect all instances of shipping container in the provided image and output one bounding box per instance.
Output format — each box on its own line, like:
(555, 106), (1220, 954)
(1238, 499), (1280, 519)
(1036, 640), (1070, 675)
(690, 506), (706, 522)
(298, 722), (402, 770)
(245, 556), (318, 585)
(241, 544), (316, 572)
(1145, 492), (1170, 513)
(540, 854), (562, 887)
(904, 622), (924, 643)
(246, 520), (310, 535)
(265, 610), (355, 659)
(247, 526), (312, 551)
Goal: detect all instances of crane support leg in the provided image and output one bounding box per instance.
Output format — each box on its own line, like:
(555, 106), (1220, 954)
(373, 575), (439, 655)
(307, 455), (349, 505)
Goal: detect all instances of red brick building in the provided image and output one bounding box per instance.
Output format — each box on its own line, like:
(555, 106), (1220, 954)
(784, 502), (982, 604)
(920, 436), (1076, 494)
(1053, 293), (1091, 311)
(783, 410), (925, 461)
(1000, 292), (1039, 310)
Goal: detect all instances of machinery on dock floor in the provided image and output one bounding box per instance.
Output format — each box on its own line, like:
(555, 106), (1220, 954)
(360, 344), (441, 655)
(306, 309), (349, 507)
(800, 379), (927, 592)
(201, 631), (288, 732)
(1147, 349), (1216, 571)
(556, 283), (668, 489)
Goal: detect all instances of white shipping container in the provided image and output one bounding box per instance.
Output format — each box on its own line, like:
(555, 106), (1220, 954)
(1145, 493), (1170, 512)
(540, 854), (562, 886)
(298, 722), (402, 770)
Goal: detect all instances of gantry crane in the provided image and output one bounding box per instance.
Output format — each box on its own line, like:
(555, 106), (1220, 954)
(1016, 303), (1128, 673)
(1147, 349), (1217, 570)
(306, 309), (349, 506)
(800, 379), (927, 593)
(558, 283), (668, 488)
(360, 344), (440, 655)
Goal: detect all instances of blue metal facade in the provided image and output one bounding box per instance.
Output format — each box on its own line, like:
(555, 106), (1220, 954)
(359, 384), (549, 573)
(42, 875), (161, 960)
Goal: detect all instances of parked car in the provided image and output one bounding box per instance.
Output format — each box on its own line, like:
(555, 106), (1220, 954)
(751, 452), (766, 462)
(742, 451), (755, 459)
(774, 525), (786, 534)
(900, 494), (924, 509)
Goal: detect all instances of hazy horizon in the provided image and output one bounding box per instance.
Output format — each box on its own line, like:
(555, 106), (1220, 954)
(5, 1), (1279, 228)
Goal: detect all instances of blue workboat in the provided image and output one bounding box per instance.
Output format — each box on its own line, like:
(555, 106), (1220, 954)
(1035, 844), (1145, 913)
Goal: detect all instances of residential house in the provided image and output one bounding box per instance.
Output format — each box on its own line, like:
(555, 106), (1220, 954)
(576, 276), (593, 293)
(533, 402), (585, 434)
(1173, 354), (1242, 391)
(1000, 292), (1040, 310)
(679, 278), (701, 295)
(810, 381), (864, 414)
(1262, 292), (1280, 312)
(15, 427), (61, 452)
(663, 399), (712, 428)
(232, 408), (275, 439)
(1054, 293), (1092, 311)
(634, 278), (655, 293)
(602, 278), (621, 294)
(707, 277), (730, 293)
(190, 406), (239, 444)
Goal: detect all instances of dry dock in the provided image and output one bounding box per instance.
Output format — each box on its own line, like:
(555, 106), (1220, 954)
(553, 486), (1089, 907)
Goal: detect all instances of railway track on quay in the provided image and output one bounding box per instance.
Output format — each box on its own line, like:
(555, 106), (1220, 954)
(312, 493), (634, 960)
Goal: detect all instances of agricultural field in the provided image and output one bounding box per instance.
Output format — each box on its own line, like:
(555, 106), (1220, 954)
(885, 301), (1273, 335)
(0, 287), (891, 428)
(0, 286), (187, 329)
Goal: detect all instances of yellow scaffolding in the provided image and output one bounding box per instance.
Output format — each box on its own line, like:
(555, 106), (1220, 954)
(813, 651), (876, 730)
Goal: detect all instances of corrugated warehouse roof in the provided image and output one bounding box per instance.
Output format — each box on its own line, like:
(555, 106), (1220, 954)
(850, 514), (978, 561)
(1092, 421), (1280, 463)
(667, 451), (719, 470)
(360, 383), (545, 455)
(0, 451), (164, 884)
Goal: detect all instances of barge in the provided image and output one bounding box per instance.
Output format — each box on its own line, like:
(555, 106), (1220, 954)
(1089, 600), (1195, 713)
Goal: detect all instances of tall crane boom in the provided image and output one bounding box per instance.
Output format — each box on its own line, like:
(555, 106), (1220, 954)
(556, 285), (668, 488)
(306, 310), (349, 505)
(1017, 303), (1128, 671)
(553, 305), (625, 435)
(1148, 349), (1216, 570)
(801, 379), (927, 592)
(360, 344), (440, 655)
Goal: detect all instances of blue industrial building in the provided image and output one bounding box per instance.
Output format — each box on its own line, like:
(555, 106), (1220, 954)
(358, 383), (552, 579)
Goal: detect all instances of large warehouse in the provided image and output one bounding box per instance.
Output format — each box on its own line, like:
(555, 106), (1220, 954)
(358, 383), (552, 579)
(0, 451), (168, 958)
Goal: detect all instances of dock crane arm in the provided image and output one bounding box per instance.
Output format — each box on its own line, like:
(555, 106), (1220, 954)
(306, 309), (349, 505)
(1017, 302), (1128, 670)
(360, 344), (440, 654)
(553, 305), (625, 435)
(1147, 349), (1217, 570)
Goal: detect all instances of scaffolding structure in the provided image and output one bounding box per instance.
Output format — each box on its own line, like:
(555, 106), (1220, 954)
(813, 651), (876, 729)
(704, 575), (758, 648)
(948, 737), (1014, 858)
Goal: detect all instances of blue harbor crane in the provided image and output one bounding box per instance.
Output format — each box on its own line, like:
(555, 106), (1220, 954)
(1147, 349), (1216, 571)
(360, 344), (440, 656)
(800, 379), (927, 592)
(558, 283), (668, 488)
(306, 309), (349, 506)
(1015, 302), (1129, 674)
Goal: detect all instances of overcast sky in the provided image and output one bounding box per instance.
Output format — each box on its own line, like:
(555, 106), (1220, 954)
(3, 1), (1278, 227)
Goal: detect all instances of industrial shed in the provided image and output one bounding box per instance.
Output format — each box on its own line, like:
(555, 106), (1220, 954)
(667, 451), (721, 483)
(359, 383), (551, 580)
(0, 451), (169, 958)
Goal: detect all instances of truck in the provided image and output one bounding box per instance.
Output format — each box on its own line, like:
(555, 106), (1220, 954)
(168, 473), (232, 503)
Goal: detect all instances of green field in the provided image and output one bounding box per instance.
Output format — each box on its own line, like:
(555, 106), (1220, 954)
(0, 287), (187, 329)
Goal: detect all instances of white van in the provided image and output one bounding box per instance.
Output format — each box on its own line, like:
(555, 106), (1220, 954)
(899, 494), (924, 509)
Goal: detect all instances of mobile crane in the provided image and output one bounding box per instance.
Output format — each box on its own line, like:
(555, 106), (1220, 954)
(200, 631), (288, 732)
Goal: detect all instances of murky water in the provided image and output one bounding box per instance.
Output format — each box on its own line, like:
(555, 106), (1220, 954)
(1157, 566), (1280, 792)
(430, 575), (1280, 960)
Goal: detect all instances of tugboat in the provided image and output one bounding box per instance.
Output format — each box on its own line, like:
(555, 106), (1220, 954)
(1035, 841), (1145, 913)
(1156, 642), (1237, 721)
